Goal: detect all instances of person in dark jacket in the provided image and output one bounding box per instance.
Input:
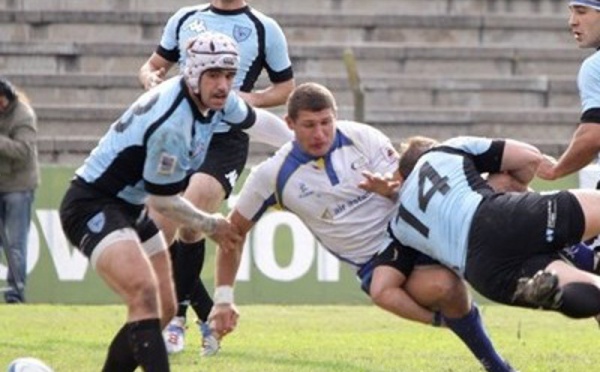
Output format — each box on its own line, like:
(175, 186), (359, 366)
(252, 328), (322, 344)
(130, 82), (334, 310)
(0, 77), (39, 304)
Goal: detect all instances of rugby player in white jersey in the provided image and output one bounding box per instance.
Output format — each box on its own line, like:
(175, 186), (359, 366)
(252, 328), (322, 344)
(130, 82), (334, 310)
(208, 83), (516, 372)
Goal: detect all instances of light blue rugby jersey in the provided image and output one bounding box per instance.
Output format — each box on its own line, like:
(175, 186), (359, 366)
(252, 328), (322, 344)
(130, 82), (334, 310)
(578, 50), (600, 115)
(388, 136), (503, 274)
(75, 76), (255, 205)
(157, 4), (293, 132)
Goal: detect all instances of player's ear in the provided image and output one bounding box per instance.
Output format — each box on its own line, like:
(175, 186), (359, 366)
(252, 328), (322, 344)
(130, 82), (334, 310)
(284, 114), (294, 130)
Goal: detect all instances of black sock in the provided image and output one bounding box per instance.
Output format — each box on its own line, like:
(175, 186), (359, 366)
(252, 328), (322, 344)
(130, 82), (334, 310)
(129, 318), (169, 372)
(172, 240), (204, 318)
(558, 282), (600, 318)
(191, 279), (214, 322)
(102, 324), (138, 372)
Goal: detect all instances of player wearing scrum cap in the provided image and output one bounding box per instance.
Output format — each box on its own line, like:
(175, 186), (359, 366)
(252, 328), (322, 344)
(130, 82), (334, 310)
(59, 31), (286, 371)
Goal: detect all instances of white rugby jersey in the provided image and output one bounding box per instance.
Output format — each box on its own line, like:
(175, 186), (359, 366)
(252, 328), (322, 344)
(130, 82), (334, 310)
(235, 120), (399, 268)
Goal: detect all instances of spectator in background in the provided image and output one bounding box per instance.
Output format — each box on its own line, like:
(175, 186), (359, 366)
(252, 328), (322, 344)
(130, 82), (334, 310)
(0, 77), (39, 304)
(139, 0), (295, 357)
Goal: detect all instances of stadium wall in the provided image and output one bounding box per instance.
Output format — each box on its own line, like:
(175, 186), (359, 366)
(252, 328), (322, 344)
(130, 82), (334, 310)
(0, 165), (581, 304)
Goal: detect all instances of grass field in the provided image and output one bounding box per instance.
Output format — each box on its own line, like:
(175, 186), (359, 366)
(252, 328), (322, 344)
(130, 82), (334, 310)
(0, 304), (597, 371)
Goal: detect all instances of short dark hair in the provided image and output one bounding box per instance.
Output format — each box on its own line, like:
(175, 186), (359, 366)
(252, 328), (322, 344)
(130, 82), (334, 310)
(0, 77), (16, 103)
(398, 136), (439, 179)
(286, 82), (337, 121)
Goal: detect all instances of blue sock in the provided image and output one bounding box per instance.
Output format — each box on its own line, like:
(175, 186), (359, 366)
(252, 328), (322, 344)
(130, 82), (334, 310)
(443, 304), (511, 372)
(561, 243), (595, 272)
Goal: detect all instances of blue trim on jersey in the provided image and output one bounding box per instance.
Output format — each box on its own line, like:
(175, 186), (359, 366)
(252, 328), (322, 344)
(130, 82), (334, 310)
(275, 129), (355, 208)
(251, 193), (277, 222)
(275, 148), (305, 209)
(324, 130), (354, 186)
(240, 8), (266, 92)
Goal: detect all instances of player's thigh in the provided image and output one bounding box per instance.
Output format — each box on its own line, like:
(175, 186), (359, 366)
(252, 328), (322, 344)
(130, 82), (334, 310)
(404, 265), (466, 308)
(184, 172), (226, 212)
(186, 131), (249, 210)
(571, 189), (600, 241)
(149, 249), (177, 325)
(546, 259), (600, 287)
(94, 233), (158, 312)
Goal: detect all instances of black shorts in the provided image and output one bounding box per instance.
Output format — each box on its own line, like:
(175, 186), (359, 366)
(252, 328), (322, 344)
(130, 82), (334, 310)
(195, 130), (249, 198)
(59, 178), (159, 258)
(465, 190), (585, 306)
(361, 239), (440, 295)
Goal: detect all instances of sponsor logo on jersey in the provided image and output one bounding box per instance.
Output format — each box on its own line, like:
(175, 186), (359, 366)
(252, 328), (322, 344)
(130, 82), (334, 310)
(187, 19), (207, 34)
(158, 152), (177, 175)
(350, 156), (367, 170)
(298, 182), (314, 198)
(321, 209), (333, 220)
(233, 25), (252, 42)
(382, 145), (399, 163)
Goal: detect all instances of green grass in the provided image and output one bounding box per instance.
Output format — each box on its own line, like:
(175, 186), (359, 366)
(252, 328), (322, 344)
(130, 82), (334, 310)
(0, 304), (597, 371)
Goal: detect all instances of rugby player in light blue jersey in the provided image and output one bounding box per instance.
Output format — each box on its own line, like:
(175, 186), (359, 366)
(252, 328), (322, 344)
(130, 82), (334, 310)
(58, 31), (269, 372)
(537, 0), (600, 182)
(375, 135), (600, 326)
(536, 0), (600, 272)
(138, 0), (294, 355)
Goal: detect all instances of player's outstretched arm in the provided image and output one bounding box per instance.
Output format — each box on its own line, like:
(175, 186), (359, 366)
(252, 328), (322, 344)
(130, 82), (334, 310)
(237, 79), (295, 108)
(138, 52), (173, 90)
(499, 139), (543, 188)
(146, 194), (241, 247)
(538, 123), (600, 180)
(210, 209), (255, 338)
(244, 108), (293, 148)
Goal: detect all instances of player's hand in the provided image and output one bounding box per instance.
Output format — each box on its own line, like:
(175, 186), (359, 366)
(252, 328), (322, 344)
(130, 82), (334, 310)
(144, 67), (166, 90)
(358, 170), (401, 199)
(207, 214), (243, 250)
(208, 303), (239, 338)
(535, 154), (558, 180)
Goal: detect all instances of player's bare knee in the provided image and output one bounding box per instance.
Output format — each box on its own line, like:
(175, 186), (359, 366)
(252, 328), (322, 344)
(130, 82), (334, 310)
(368, 285), (388, 308)
(126, 280), (159, 314)
(185, 173), (226, 211)
(161, 296), (177, 325)
(431, 272), (468, 305)
(178, 226), (203, 243)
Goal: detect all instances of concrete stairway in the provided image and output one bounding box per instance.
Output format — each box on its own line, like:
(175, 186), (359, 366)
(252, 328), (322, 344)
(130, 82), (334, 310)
(0, 0), (585, 164)
(0, 0), (569, 14)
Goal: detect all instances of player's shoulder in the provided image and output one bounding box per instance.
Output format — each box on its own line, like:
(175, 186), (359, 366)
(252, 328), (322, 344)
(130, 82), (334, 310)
(581, 50), (600, 73)
(246, 6), (284, 27)
(173, 3), (210, 16)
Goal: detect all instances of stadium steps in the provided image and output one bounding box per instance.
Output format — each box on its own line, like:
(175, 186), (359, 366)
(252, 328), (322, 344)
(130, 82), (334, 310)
(0, 10), (573, 47)
(34, 104), (580, 139)
(0, 0), (581, 164)
(0, 40), (589, 77)
(2, 72), (579, 109)
(35, 105), (577, 164)
(0, 0), (568, 14)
